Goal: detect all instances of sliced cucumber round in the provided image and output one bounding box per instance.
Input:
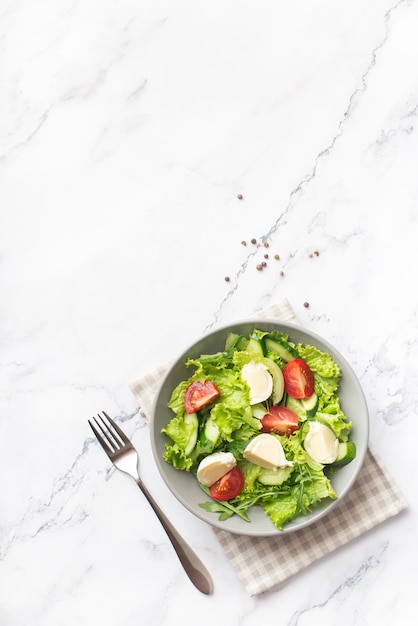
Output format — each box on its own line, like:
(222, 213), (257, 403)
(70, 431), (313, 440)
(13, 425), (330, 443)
(285, 395), (306, 420)
(301, 392), (319, 417)
(225, 332), (240, 351)
(263, 357), (285, 404)
(184, 412), (199, 455)
(258, 465), (294, 485)
(251, 402), (268, 420)
(225, 332), (249, 352)
(333, 441), (356, 467)
(247, 337), (265, 356)
(264, 337), (299, 362)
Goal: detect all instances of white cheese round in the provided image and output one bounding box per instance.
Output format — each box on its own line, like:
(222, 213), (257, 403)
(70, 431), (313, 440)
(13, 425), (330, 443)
(243, 433), (293, 470)
(241, 361), (273, 404)
(304, 421), (339, 464)
(196, 451), (237, 487)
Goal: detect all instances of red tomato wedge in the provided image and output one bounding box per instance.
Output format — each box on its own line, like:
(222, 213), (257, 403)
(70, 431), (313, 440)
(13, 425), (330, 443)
(282, 358), (315, 399)
(184, 380), (220, 414)
(209, 467), (244, 501)
(261, 405), (299, 435)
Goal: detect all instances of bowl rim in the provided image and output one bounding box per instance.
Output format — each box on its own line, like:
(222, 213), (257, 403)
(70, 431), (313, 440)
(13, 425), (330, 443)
(150, 318), (370, 536)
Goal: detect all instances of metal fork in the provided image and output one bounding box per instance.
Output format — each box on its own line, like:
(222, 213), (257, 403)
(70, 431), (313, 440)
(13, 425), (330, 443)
(88, 411), (213, 595)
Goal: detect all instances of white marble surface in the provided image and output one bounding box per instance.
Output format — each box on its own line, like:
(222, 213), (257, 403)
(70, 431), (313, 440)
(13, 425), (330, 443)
(1, 0), (417, 623)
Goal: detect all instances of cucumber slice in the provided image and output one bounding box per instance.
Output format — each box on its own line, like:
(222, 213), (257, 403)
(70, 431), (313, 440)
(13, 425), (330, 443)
(225, 332), (249, 352)
(333, 441), (356, 467)
(247, 337), (265, 356)
(264, 337), (299, 362)
(184, 413), (199, 455)
(236, 336), (249, 350)
(251, 403), (267, 420)
(258, 466), (294, 485)
(199, 415), (219, 453)
(200, 414), (220, 451)
(264, 357), (285, 404)
(301, 392), (319, 417)
(205, 416), (219, 442)
(285, 395), (306, 420)
(286, 392), (318, 420)
(225, 332), (240, 351)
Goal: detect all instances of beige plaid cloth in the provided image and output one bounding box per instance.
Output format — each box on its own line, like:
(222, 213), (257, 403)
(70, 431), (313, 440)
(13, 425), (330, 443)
(129, 300), (408, 596)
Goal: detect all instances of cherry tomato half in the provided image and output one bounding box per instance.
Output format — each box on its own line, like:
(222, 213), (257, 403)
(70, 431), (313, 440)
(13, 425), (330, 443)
(282, 358), (315, 399)
(209, 467), (244, 501)
(184, 380), (220, 414)
(261, 405), (299, 435)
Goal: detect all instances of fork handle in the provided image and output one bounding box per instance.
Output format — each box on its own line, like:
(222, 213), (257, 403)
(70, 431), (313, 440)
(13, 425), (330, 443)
(135, 478), (213, 595)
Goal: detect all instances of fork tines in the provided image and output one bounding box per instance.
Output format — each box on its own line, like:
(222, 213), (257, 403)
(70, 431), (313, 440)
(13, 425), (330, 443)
(88, 411), (127, 455)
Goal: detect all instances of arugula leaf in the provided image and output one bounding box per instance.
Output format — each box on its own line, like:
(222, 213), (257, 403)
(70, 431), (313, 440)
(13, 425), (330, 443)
(198, 484), (252, 521)
(199, 500), (250, 522)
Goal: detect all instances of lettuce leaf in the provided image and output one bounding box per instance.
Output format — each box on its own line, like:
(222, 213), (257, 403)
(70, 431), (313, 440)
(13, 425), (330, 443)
(315, 397), (352, 441)
(167, 380), (190, 416)
(297, 343), (341, 399)
(161, 415), (194, 449)
(239, 459), (264, 491)
(163, 443), (193, 470)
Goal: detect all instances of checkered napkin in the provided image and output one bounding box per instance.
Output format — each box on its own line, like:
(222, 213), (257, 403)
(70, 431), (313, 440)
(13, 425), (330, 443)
(129, 300), (408, 596)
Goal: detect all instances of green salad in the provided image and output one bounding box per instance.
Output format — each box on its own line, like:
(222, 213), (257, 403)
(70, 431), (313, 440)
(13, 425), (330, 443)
(161, 329), (356, 530)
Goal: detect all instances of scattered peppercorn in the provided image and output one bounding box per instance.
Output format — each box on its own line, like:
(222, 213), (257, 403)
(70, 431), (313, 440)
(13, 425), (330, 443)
(279, 271), (284, 276)
(225, 276), (230, 282)
(256, 264), (263, 271)
(237, 193), (243, 200)
(241, 240), (247, 246)
(274, 254), (280, 260)
(261, 261), (267, 267)
(264, 253), (269, 259)
(308, 252), (313, 258)
(263, 242), (269, 248)
(314, 250), (319, 256)
(303, 301), (309, 308)
(251, 238), (257, 244)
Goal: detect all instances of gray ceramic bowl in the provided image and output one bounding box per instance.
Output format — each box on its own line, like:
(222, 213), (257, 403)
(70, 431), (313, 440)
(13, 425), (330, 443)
(150, 319), (369, 536)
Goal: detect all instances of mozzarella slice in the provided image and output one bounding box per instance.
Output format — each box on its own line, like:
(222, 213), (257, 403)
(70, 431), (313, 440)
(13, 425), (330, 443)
(304, 421), (339, 464)
(243, 433), (293, 470)
(241, 361), (273, 404)
(196, 451), (237, 487)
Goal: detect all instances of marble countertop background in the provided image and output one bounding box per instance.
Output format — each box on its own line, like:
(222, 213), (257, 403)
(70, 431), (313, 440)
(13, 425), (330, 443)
(1, 1), (417, 624)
